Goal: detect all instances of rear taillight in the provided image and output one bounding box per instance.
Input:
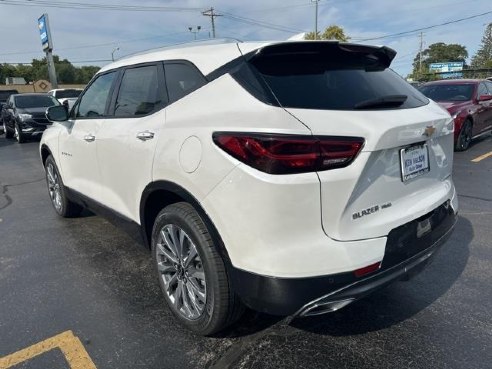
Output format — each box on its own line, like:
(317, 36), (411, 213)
(213, 132), (364, 174)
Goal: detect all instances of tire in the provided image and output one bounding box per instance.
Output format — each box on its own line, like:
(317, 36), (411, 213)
(4, 121), (13, 139)
(151, 202), (244, 335)
(14, 123), (26, 143)
(44, 155), (83, 217)
(455, 119), (472, 151)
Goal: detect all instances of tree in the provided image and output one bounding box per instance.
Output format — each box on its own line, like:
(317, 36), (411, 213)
(305, 25), (350, 41)
(0, 63), (17, 84)
(471, 23), (492, 69)
(409, 42), (468, 81)
(75, 66), (100, 84)
(0, 56), (99, 85)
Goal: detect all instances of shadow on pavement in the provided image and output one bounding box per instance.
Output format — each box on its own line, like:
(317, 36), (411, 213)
(0, 136), (16, 148)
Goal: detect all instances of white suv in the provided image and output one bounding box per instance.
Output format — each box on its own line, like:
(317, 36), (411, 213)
(41, 40), (458, 335)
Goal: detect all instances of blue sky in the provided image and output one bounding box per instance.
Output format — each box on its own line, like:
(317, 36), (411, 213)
(0, 0), (490, 77)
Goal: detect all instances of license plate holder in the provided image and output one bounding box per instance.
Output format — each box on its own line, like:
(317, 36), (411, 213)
(400, 143), (430, 182)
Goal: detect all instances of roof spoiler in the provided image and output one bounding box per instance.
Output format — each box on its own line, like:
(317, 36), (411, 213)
(247, 41), (397, 71)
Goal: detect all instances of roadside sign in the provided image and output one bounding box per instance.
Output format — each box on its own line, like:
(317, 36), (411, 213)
(38, 13), (53, 51)
(429, 62), (464, 79)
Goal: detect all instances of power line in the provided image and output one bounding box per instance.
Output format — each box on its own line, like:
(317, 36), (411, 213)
(0, 0), (201, 12)
(355, 10), (492, 42)
(3, 59), (110, 64)
(220, 12), (304, 34)
(0, 31), (191, 57)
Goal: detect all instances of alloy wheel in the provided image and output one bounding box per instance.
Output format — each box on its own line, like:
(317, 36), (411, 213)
(46, 163), (63, 212)
(155, 224), (206, 320)
(459, 122), (472, 150)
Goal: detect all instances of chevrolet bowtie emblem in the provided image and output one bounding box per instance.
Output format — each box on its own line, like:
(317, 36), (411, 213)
(423, 125), (436, 137)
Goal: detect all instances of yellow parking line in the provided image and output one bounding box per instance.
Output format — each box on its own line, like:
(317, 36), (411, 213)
(0, 330), (97, 369)
(471, 151), (492, 163)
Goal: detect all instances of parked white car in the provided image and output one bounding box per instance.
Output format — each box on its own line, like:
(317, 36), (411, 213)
(47, 88), (83, 111)
(40, 40), (458, 335)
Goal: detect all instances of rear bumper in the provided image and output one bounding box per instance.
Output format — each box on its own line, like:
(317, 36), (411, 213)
(231, 201), (457, 316)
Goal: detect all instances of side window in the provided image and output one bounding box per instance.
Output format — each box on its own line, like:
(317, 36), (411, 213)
(478, 83), (488, 97)
(76, 71), (116, 118)
(485, 81), (492, 94)
(114, 65), (163, 117)
(164, 63), (207, 103)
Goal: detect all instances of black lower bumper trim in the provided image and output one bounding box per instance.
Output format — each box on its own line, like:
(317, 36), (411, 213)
(231, 204), (457, 316)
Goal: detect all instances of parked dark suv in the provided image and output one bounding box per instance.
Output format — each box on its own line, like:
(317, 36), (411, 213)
(3, 93), (60, 143)
(0, 89), (19, 135)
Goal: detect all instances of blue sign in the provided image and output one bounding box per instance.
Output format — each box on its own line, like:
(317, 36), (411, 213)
(429, 62), (464, 79)
(38, 14), (52, 51)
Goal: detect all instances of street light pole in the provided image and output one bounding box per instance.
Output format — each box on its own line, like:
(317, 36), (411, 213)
(188, 26), (201, 40)
(312, 0), (319, 40)
(111, 47), (120, 62)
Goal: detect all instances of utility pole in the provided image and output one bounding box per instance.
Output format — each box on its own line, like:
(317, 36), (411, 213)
(312, 0), (320, 40)
(419, 32), (424, 77)
(202, 7), (222, 38)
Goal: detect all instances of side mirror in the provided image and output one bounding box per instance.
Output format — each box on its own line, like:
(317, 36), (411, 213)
(478, 94), (492, 102)
(46, 105), (69, 122)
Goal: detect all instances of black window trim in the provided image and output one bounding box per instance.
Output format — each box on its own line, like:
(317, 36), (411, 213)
(106, 62), (168, 120)
(162, 59), (208, 105)
(71, 69), (121, 120)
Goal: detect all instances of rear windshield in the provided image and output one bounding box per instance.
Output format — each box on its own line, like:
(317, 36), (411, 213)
(15, 95), (60, 108)
(419, 84), (474, 102)
(248, 54), (429, 110)
(55, 89), (82, 99)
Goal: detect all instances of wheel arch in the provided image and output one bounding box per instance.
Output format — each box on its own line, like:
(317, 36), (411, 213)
(40, 144), (53, 167)
(139, 181), (233, 266)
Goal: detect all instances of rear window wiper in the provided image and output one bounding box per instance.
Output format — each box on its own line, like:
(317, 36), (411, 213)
(354, 95), (408, 109)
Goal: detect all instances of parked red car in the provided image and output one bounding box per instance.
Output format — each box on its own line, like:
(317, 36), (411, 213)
(419, 79), (492, 151)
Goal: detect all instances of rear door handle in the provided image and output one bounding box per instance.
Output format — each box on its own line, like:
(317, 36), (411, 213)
(136, 131), (155, 141)
(84, 134), (95, 142)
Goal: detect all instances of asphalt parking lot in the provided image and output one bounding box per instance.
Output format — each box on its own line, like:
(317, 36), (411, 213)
(1, 134), (491, 369)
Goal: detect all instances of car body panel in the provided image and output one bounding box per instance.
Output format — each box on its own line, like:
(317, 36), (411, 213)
(283, 103), (454, 240)
(95, 112), (164, 221)
(58, 118), (103, 203)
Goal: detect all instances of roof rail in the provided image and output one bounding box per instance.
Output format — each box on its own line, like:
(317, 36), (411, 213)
(118, 38), (243, 60)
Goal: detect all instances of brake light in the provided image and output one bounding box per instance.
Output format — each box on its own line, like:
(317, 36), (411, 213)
(213, 132), (364, 174)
